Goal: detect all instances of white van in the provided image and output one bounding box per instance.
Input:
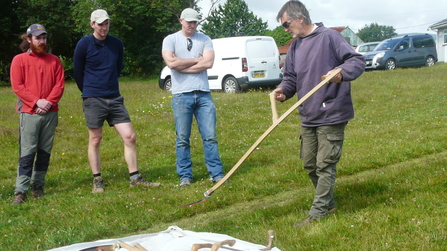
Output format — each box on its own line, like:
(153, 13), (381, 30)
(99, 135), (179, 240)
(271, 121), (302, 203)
(159, 36), (283, 93)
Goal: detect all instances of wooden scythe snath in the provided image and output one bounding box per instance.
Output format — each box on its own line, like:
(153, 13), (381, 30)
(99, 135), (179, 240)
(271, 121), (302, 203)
(180, 68), (343, 208)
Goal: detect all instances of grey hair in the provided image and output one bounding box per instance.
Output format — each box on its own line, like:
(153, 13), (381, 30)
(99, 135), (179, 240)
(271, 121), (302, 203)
(276, 0), (312, 25)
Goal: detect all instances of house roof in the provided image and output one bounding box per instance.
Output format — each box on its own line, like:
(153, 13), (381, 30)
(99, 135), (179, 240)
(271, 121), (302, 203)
(278, 38), (297, 54)
(330, 27), (347, 33)
(430, 18), (447, 30)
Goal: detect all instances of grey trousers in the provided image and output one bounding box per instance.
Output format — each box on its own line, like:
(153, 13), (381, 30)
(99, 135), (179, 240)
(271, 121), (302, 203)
(300, 122), (347, 219)
(14, 112), (58, 195)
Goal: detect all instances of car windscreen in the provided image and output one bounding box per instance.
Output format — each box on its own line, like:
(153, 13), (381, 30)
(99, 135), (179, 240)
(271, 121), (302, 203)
(375, 39), (400, 51)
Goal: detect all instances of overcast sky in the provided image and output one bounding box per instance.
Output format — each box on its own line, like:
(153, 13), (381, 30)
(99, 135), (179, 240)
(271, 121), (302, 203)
(198, 0), (447, 34)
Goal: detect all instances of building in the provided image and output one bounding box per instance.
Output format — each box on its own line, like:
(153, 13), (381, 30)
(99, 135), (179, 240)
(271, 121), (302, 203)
(330, 26), (364, 47)
(429, 18), (447, 63)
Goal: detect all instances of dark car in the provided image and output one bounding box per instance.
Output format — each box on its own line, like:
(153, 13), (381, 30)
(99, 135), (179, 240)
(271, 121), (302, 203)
(363, 34), (437, 70)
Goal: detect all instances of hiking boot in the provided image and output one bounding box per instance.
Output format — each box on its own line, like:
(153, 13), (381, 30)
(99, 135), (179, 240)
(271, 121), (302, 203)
(327, 207), (338, 215)
(293, 215), (317, 227)
(212, 176), (229, 184)
(130, 174), (161, 187)
(180, 179), (192, 187)
(303, 207), (337, 216)
(92, 176), (105, 193)
(11, 193), (27, 205)
(32, 187), (44, 199)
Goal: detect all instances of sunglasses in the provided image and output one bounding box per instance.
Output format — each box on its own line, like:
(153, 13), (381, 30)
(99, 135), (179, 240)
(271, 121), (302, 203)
(187, 38), (193, 51)
(282, 20), (293, 28)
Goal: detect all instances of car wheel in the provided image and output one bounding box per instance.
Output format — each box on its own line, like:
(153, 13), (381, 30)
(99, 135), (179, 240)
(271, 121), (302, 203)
(222, 76), (240, 93)
(425, 56), (435, 67)
(385, 59), (396, 70)
(164, 77), (172, 92)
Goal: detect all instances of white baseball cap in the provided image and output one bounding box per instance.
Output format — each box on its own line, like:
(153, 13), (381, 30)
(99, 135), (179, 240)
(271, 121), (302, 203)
(180, 8), (200, 22)
(91, 9), (110, 24)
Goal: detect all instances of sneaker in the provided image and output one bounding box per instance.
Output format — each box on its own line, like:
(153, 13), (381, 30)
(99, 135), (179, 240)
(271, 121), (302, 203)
(11, 193), (27, 205)
(130, 174), (161, 187)
(31, 187), (44, 199)
(212, 176), (229, 184)
(92, 176), (105, 193)
(180, 179), (192, 187)
(293, 215), (317, 227)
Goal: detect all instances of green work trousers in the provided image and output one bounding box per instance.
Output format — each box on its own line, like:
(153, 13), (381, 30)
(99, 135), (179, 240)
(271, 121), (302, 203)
(300, 122), (347, 219)
(14, 112), (58, 195)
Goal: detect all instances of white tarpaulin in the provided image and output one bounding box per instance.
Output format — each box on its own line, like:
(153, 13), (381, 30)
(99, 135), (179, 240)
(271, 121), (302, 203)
(48, 226), (282, 251)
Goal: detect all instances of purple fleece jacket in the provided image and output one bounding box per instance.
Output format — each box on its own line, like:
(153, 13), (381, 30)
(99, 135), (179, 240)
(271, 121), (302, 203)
(280, 23), (365, 127)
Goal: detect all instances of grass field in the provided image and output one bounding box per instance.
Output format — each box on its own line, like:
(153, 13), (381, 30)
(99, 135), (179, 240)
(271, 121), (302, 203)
(0, 64), (446, 250)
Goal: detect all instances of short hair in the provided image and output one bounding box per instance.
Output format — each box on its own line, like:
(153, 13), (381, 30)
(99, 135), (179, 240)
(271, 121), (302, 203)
(276, 0), (312, 25)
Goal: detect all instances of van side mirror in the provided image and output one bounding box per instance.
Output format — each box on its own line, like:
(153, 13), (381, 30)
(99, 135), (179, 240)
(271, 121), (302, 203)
(398, 45), (404, 51)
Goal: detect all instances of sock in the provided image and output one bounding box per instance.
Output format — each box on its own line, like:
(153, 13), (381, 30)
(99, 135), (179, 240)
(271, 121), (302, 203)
(130, 171), (139, 180)
(93, 173), (101, 178)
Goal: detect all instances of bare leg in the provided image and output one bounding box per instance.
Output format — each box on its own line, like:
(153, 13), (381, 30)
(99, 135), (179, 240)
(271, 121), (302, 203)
(88, 127), (103, 174)
(114, 122), (138, 173)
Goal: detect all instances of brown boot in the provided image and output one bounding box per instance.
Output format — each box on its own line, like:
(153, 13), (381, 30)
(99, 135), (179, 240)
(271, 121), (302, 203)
(32, 187), (44, 199)
(129, 174), (160, 187)
(92, 176), (105, 193)
(11, 193), (27, 205)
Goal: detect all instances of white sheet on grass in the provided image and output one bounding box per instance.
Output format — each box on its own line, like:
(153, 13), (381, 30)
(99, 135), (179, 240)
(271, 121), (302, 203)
(47, 226), (282, 251)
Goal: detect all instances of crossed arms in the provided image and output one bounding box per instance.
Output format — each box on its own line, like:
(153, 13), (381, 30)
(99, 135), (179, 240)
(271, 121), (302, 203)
(162, 49), (214, 73)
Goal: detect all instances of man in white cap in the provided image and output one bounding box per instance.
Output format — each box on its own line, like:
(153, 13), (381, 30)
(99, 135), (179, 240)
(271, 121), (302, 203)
(162, 8), (226, 187)
(74, 9), (161, 193)
(10, 24), (65, 205)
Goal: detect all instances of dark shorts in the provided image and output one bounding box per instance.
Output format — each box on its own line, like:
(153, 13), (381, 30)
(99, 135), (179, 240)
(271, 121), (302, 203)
(82, 96), (131, 128)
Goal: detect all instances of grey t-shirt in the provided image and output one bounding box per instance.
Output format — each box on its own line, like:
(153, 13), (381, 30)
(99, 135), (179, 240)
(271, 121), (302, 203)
(162, 31), (214, 94)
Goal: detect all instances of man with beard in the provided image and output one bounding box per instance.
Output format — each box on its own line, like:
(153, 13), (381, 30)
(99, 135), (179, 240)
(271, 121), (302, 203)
(10, 24), (65, 205)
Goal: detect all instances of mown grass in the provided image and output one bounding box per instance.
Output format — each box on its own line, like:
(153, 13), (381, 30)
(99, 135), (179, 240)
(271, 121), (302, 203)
(0, 64), (446, 250)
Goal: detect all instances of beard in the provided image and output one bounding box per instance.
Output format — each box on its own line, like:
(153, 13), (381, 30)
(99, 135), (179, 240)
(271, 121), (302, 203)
(30, 42), (47, 55)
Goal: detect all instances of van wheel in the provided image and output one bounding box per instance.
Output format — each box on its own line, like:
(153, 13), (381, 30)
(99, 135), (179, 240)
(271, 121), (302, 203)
(164, 77), (172, 91)
(425, 56), (435, 67)
(385, 59), (396, 70)
(223, 76), (240, 93)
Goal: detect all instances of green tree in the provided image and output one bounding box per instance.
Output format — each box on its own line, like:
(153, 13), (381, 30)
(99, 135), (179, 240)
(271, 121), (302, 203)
(72, 0), (192, 76)
(264, 25), (293, 46)
(357, 23), (397, 42)
(15, 0), (81, 79)
(200, 0), (268, 39)
(1, 0), (80, 83)
(0, 1), (21, 83)
(0, 0), (194, 82)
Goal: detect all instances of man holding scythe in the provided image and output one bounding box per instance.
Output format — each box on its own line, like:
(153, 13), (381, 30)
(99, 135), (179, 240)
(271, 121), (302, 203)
(273, 0), (365, 226)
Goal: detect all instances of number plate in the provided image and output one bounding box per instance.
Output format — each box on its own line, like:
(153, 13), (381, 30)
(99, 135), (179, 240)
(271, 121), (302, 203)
(253, 71), (265, 78)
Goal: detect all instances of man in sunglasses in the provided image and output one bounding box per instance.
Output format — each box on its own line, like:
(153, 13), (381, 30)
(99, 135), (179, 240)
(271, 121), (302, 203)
(162, 8), (225, 188)
(273, 0), (365, 226)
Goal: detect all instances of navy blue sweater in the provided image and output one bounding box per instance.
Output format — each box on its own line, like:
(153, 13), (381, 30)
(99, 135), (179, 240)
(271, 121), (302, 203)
(74, 34), (124, 98)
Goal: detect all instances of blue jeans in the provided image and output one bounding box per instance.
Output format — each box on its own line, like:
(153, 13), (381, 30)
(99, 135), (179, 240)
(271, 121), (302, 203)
(172, 92), (224, 181)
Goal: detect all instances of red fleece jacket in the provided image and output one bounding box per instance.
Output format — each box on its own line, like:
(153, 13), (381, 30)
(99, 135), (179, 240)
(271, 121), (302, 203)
(10, 51), (65, 114)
